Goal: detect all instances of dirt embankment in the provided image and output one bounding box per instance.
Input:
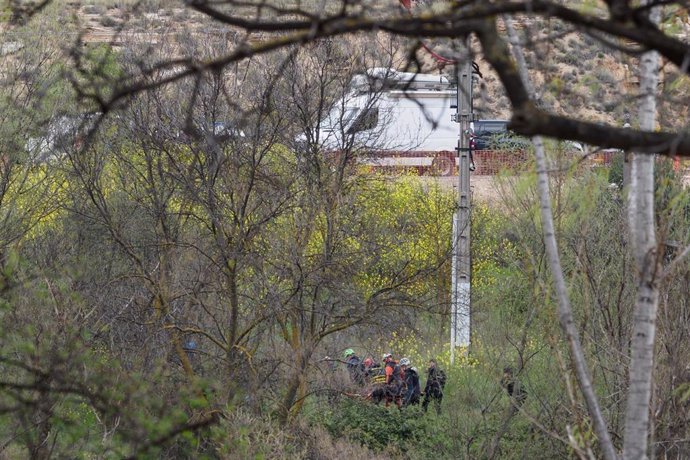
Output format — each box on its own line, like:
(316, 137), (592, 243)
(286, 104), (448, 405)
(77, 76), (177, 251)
(418, 175), (505, 205)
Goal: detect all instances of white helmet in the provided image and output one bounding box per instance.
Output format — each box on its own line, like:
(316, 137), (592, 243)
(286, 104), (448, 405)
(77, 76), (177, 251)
(400, 358), (411, 366)
(382, 353), (392, 361)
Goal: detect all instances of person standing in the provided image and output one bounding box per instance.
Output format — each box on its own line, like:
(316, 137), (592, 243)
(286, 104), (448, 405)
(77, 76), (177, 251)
(422, 359), (446, 414)
(383, 353), (403, 408)
(399, 358), (421, 407)
(501, 367), (527, 405)
(343, 348), (364, 385)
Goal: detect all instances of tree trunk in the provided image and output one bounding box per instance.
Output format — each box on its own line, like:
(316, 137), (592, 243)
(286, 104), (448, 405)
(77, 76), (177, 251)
(278, 343), (312, 425)
(504, 16), (617, 460)
(29, 398), (53, 460)
(225, 258), (242, 403)
(227, 258), (239, 348)
(534, 136), (617, 460)
(623, 4), (661, 456)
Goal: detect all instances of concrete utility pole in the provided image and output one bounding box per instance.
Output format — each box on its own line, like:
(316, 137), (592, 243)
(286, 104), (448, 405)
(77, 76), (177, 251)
(623, 112), (632, 189)
(450, 46), (473, 364)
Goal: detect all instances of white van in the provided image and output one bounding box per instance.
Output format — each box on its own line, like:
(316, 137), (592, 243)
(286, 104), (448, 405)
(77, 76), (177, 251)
(317, 68), (459, 175)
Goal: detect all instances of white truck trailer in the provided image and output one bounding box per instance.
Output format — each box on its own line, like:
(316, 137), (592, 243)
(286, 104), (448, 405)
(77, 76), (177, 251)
(318, 68), (459, 175)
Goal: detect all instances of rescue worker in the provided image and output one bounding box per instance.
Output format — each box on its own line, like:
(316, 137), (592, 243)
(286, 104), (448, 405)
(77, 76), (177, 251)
(399, 358), (421, 407)
(383, 353), (403, 408)
(422, 358), (446, 414)
(501, 366), (527, 405)
(343, 348), (365, 385)
(362, 357), (380, 383)
(364, 356), (387, 403)
(363, 357), (375, 371)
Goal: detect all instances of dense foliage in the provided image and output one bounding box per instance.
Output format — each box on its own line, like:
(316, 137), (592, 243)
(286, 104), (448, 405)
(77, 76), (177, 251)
(0, 8), (689, 459)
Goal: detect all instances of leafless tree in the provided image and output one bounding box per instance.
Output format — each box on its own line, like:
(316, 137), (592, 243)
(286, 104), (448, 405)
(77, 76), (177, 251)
(5, 0), (690, 456)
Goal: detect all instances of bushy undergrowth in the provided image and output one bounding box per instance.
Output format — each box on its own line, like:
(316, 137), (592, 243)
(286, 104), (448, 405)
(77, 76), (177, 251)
(212, 409), (390, 460)
(316, 399), (428, 452)
(305, 352), (571, 459)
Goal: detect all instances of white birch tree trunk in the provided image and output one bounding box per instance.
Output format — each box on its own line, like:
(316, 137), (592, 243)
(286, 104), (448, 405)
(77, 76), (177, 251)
(623, 4), (661, 458)
(504, 18), (617, 460)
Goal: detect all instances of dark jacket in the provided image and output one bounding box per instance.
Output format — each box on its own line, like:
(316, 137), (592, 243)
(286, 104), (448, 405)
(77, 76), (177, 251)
(424, 366), (446, 396)
(403, 368), (421, 405)
(346, 355), (365, 385)
(501, 374), (527, 404)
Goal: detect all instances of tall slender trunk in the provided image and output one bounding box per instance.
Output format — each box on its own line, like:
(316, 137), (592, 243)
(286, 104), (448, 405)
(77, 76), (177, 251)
(227, 259), (239, 348)
(504, 17), (617, 460)
(534, 136), (617, 460)
(623, 5), (661, 456)
(27, 390), (53, 460)
(157, 235), (196, 379)
(278, 338), (312, 424)
(225, 258), (242, 404)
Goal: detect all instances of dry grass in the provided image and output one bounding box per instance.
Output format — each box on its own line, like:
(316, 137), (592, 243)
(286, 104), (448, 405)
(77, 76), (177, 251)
(212, 410), (389, 460)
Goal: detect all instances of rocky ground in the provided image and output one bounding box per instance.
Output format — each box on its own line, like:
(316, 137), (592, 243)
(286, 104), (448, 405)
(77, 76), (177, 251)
(71, 2), (690, 195)
(75, 3), (690, 131)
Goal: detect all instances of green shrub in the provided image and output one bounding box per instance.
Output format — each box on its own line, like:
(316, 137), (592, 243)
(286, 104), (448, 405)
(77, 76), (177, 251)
(608, 153), (624, 188)
(594, 68), (617, 86)
(83, 4), (106, 14)
(100, 15), (118, 27)
(317, 399), (428, 452)
(212, 410), (309, 459)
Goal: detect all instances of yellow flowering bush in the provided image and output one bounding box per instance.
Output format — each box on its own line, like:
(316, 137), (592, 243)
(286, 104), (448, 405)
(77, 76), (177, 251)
(383, 330), (479, 371)
(472, 203), (521, 291)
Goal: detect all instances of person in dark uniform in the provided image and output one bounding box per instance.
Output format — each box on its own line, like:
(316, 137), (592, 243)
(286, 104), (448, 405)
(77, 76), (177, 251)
(422, 359), (446, 414)
(501, 367), (527, 405)
(399, 358), (421, 407)
(343, 348), (365, 385)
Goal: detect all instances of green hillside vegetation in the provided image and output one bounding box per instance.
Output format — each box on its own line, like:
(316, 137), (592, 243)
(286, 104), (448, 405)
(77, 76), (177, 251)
(0, 2), (689, 459)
